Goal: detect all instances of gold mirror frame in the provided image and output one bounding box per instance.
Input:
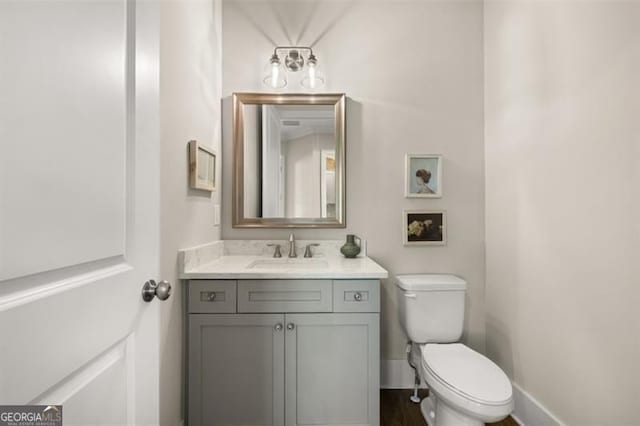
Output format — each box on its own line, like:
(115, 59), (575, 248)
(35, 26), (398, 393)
(232, 93), (346, 228)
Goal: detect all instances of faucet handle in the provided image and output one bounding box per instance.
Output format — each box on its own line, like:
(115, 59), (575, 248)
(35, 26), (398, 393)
(267, 244), (282, 258)
(304, 243), (320, 258)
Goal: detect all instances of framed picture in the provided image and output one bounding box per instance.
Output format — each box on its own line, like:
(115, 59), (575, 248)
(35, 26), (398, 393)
(403, 210), (447, 246)
(189, 140), (216, 192)
(405, 154), (442, 198)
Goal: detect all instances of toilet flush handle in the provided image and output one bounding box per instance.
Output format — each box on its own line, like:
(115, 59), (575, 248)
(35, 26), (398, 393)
(404, 293), (417, 299)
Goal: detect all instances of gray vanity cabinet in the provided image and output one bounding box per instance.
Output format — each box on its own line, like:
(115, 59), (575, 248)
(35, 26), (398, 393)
(285, 313), (379, 426)
(188, 314), (285, 426)
(187, 279), (380, 426)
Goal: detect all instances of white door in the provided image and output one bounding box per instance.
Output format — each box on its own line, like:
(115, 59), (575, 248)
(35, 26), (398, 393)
(0, 1), (162, 425)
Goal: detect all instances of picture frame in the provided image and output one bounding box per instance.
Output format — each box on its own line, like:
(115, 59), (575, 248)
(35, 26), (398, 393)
(405, 154), (442, 198)
(189, 140), (216, 192)
(403, 210), (447, 246)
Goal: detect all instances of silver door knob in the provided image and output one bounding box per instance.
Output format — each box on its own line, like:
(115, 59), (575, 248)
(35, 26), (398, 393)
(287, 323), (295, 331)
(274, 323), (283, 332)
(142, 279), (172, 302)
(354, 292), (362, 301)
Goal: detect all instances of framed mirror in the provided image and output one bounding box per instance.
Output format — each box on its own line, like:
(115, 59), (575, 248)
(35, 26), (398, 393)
(232, 93), (346, 228)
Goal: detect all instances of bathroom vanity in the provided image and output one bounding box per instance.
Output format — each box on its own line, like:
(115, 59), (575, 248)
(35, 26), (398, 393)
(180, 241), (388, 426)
(180, 93), (388, 425)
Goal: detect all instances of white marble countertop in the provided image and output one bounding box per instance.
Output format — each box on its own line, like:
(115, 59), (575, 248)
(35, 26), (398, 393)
(180, 255), (388, 280)
(178, 240), (388, 280)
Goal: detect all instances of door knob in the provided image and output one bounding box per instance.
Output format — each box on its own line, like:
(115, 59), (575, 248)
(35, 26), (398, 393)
(142, 279), (172, 302)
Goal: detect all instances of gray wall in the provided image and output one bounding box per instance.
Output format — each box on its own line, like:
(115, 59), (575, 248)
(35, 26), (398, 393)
(221, 0), (486, 359)
(484, 1), (640, 423)
(160, 1), (222, 424)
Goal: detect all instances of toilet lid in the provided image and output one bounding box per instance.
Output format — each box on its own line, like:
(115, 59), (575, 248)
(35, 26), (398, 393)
(422, 343), (512, 405)
(396, 274), (467, 291)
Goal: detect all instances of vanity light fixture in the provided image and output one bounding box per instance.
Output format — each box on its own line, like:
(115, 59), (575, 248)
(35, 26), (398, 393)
(262, 47), (325, 89)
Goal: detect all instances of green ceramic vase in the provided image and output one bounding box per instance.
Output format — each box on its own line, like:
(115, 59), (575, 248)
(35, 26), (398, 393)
(340, 234), (361, 258)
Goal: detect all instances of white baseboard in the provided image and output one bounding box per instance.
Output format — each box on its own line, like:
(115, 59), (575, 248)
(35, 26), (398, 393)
(512, 382), (564, 426)
(380, 359), (427, 389)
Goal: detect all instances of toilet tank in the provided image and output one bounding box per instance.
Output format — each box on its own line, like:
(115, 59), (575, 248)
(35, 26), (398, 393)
(396, 274), (466, 344)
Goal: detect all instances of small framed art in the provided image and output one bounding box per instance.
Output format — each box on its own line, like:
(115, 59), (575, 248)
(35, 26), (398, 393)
(189, 140), (216, 192)
(403, 210), (446, 246)
(405, 154), (442, 198)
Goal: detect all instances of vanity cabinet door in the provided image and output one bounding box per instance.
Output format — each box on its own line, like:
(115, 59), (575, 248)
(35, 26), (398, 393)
(284, 314), (380, 426)
(189, 314), (285, 426)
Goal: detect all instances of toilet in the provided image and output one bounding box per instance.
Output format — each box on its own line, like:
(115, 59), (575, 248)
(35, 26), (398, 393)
(396, 274), (514, 426)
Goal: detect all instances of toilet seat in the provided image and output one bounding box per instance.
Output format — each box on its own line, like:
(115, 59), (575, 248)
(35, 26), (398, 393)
(420, 343), (513, 422)
(422, 343), (512, 405)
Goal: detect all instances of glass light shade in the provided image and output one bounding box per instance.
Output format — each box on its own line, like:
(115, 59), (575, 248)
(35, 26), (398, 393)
(263, 57), (287, 89)
(300, 62), (325, 89)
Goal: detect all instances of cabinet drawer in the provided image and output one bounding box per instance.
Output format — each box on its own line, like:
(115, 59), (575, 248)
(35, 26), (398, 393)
(333, 280), (380, 313)
(188, 280), (237, 313)
(238, 280), (332, 313)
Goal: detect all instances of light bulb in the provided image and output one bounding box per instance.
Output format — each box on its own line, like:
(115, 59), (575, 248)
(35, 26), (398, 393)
(300, 54), (324, 89)
(300, 53), (324, 89)
(271, 61), (279, 88)
(263, 53), (286, 89)
(308, 63), (316, 89)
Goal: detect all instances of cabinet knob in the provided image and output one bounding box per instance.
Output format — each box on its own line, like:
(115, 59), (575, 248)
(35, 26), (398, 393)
(354, 292), (363, 302)
(286, 323), (295, 331)
(208, 292), (216, 301)
(274, 323), (283, 332)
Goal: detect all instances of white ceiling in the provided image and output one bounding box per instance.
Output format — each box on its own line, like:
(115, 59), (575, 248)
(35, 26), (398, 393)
(275, 105), (335, 141)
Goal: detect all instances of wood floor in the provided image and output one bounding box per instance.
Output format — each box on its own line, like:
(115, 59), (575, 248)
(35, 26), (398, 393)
(381, 389), (518, 426)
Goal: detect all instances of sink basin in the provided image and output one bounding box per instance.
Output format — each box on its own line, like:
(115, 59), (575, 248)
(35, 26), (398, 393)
(247, 258), (329, 270)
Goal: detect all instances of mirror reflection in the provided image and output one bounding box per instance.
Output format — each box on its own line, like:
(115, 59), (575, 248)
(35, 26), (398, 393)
(242, 104), (337, 219)
(233, 93), (345, 228)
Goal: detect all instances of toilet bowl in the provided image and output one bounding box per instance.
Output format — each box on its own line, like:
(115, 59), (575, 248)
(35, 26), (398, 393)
(396, 274), (514, 426)
(420, 343), (513, 426)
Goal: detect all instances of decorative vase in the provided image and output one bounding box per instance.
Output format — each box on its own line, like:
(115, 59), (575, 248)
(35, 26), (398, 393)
(340, 234), (361, 258)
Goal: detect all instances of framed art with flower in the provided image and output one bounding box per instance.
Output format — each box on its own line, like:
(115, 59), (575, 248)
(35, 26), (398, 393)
(405, 154), (442, 198)
(403, 210), (446, 246)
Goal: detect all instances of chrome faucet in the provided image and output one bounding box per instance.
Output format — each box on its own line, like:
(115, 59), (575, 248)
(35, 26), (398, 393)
(288, 233), (297, 258)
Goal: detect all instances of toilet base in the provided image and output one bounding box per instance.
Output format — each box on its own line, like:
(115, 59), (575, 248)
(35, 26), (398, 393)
(419, 395), (436, 423)
(420, 394), (483, 426)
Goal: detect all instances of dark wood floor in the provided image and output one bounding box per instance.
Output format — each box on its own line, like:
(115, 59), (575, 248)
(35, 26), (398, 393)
(381, 389), (518, 426)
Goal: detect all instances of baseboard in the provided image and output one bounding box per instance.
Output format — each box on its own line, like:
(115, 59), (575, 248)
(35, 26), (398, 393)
(512, 382), (565, 426)
(380, 359), (427, 389)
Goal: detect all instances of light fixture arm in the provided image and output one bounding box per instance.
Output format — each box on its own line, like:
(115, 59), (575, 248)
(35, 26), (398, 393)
(272, 46), (314, 57)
